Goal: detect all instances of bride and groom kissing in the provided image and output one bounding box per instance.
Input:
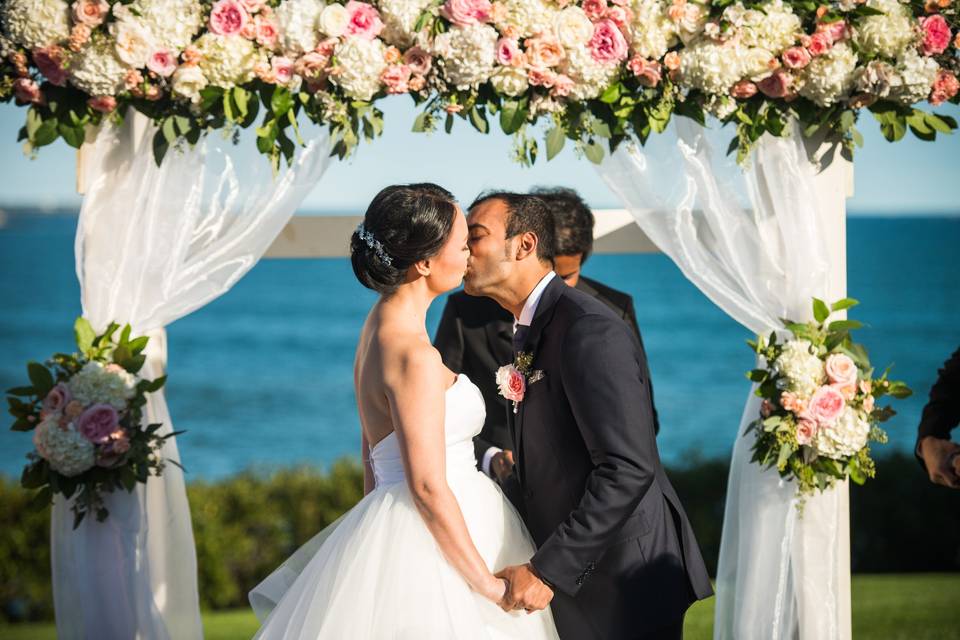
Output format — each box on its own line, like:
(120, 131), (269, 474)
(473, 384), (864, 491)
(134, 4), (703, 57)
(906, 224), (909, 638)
(249, 183), (713, 639)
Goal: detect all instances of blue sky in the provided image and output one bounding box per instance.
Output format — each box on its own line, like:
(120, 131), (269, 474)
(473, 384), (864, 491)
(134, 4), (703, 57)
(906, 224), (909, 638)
(0, 99), (957, 214)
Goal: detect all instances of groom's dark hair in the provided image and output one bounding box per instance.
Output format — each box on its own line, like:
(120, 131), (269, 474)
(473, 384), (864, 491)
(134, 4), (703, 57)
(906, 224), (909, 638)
(469, 191), (556, 264)
(530, 187), (594, 265)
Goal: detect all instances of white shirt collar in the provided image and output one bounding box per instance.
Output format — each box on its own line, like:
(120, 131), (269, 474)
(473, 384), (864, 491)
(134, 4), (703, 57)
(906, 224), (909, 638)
(515, 271), (556, 330)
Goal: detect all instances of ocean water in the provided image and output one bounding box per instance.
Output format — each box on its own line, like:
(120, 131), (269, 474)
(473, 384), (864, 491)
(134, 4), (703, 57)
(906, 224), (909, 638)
(0, 212), (957, 480)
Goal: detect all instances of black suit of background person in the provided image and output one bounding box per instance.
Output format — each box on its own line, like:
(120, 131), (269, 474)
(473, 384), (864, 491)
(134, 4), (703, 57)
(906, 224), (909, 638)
(434, 187), (659, 483)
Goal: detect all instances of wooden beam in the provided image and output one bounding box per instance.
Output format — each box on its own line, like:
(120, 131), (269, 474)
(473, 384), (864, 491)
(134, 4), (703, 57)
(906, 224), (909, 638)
(264, 209), (660, 258)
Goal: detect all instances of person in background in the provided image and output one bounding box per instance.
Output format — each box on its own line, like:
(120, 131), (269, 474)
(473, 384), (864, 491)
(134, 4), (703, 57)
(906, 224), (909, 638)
(434, 187), (660, 486)
(916, 346), (960, 488)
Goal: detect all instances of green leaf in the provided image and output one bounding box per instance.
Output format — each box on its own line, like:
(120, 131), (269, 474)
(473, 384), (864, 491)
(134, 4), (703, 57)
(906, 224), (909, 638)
(499, 98), (528, 135)
(925, 112), (954, 134)
(75, 317), (96, 353)
(830, 298), (859, 312)
(545, 127), (565, 161)
(412, 110), (430, 133)
(162, 117), (178, 145)
(58, 122), (85, 149)
(746, 369), (769, 383)
(32, 119), (59, 147)
(27, 363), (54, 396)
(271, 88), (294, 117)
(6, 386), (35, 397)
(444, 112), (454, 134)
(812, 298), (830, 324)
(29, 486), (53, 511)
(777, 442), (792, 468)
(141, 375), (167, 393)
(232, 87), (249, 119)
(599, 83), (621, 104)
(468, 106), (488, 134)
(584, 140), (604, 164)
(828, 319), (863, 332)
(152, 130), (169, 166)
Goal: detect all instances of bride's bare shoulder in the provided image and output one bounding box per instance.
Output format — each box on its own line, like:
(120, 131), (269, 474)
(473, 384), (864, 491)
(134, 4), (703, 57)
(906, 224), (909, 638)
(378, 334), (443, 390)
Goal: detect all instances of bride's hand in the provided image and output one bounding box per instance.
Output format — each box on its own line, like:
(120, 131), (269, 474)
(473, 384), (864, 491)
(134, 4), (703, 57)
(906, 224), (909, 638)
(479, 575), (508, 604)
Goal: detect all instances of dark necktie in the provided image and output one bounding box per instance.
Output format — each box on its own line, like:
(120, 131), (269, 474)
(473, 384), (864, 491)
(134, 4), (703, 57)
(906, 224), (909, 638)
(513, 324), (530, 355)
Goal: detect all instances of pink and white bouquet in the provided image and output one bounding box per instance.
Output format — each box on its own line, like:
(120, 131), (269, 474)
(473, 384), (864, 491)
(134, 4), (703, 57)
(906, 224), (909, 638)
(745, 297), (911, 510)
(6, 317), (177, 527)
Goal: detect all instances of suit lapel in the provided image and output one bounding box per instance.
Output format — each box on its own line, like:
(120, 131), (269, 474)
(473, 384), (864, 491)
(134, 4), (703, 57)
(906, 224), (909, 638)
(514, 276), (565, 458)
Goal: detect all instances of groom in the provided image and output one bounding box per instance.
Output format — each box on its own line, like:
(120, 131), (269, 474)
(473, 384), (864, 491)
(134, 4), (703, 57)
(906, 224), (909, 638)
(463, 192), (713, 639)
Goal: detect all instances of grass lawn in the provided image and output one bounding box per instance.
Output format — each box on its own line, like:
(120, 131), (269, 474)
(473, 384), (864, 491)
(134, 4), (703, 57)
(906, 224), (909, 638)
(1, 574), (957, 639)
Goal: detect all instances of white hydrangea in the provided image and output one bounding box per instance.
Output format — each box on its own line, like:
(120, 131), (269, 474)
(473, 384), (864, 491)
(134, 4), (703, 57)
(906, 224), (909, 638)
(854, 0), (915, 59)
(490, 66), (529, 97)
(724, 0), (800, 55)
(561, 46), (619, 100)
(33, 418), (96, 477)
(67, 361), (137, 410)
(814, 406), (870, 459)
(331, 36), (386, 101)
(276, 0), (326, 55)
(69, 36), (128, 96)
(0, 0), (70, 50)
(629, 0), (677, 60)
(797, 41), (857, 107)
(432, 24), (498, 91)
(493, 0), (560, 39)
(704, 93), (738, 119)
(195, 33), (264, 88)
(125, 0), (204, 53)
(773, 339), (825, 400)
(379, 0), (432, 48)
(890, 48), (938, 105)
(678, 39), (745, 95)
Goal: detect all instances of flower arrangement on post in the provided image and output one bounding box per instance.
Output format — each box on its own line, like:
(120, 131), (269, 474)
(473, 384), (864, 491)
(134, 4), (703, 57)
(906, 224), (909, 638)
(745, 297), (911, 512)
(6, 317), (179, 528)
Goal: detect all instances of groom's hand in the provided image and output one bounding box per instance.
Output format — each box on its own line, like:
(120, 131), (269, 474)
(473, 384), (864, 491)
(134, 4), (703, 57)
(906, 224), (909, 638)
(495, 563), (553, 613)
(491, 450), (515, 483)
(920, 436), (960, 488)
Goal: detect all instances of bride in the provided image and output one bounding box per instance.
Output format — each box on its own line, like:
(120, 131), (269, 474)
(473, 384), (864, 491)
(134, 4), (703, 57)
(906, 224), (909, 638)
(249, 183), (558, 639)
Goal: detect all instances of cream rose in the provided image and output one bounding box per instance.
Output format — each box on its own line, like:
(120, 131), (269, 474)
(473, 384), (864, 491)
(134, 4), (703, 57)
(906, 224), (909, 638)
(554, 6), (593, 47)
(824, 353), (857, 387)
(319, 3), (351, 37)
(172, 64), (208, 102)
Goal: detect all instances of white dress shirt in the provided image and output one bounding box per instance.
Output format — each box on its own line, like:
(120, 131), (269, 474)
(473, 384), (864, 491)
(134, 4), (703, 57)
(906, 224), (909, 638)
(482, 271), (557, 477)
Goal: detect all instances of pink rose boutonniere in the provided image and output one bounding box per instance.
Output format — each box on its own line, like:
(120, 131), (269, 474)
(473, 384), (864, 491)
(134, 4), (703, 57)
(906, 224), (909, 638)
(495, 351), (543, 413)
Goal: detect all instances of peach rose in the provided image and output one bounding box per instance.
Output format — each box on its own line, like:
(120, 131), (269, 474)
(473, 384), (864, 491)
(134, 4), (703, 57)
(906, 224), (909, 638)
(582, 0), (608, 21)
(295, 51), (329, 79)
(13, 78), (44, 105)
(730, 79), (758, 99)
(441, 0), (492, 26)
(147, 49), (177, 77)
(408, 74), (426, 91)
(551, 73), (574, 96)
(663, 51), (681, 71)
(256, 17), (279, 48)
(862, 395), (875, 414)
(72, 0), (109, 27)
(528, 67), (557, 87)
(780, 391), (807, 415)
(825, 353), (858, 387)
(381, 64), (412, 94)
(809, 385), (845, 425)
(782, 46), (811, 70)
(796, 418), (817, 445)
(807, 31), (833, 56)
(757, 69), (792, 98)
(384, 46), (402, 64)
(929, 70), (959, 106)
(33, 46), (68, 87)
(605, 5), (632, 30)
(525, 36), (564, 69)
(69, 24), (92, 52)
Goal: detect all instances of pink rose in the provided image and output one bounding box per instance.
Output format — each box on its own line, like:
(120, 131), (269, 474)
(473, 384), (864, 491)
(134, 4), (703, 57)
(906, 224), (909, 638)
(920, 14), (952, 56)
(816, 19), (848, 44)
(582, 0), (608, 21)
(315, 37), (338, 56)
(13, 78), (44, 105)
(627, 57), (662, 87)
(588, 19), (628, 64)
(209, 0), (249, 36)
(862, 395), (875, 414)
(605, 5), (632, 30)
(147, 49), (177, 77)
(496, 37), (522, 66)
(782, 46), (811, 70)
(525, 36), (564, 69)
(43, 383), (73, 415)
(496, 365), (526, 403)
(930, 70), (959, 105)
(807, 31), (833, 56)
(730, 79), (758, 99)
(441, 0), (492, 26)
(808, 385), (845, 425)
(72, 0), (109, 27)
(528, 67), (558, 87)
(757, 69), (792, 98)
(796, 418), (818, 445)
(403, 46), (432, 76)
(551, 73), (574, 97)
(381, 64), (412, 94)
(760, 399), (774, 418)
(87, 95), (117, 113)
(271, 56), (294, 84)
(345, 0), (385, 39)
(32, 47), (68, 86)
(296, 51), (330, 79)
(256, 17), (279, 48)
(825, 353), (858, 387)
(77, 404), (119, 444)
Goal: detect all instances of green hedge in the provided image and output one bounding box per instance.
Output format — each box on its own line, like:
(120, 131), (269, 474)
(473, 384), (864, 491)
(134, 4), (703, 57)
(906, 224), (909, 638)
(2, 453), (958, 622)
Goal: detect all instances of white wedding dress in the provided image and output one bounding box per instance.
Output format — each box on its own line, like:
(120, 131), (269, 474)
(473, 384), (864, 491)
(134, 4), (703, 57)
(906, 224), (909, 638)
(249, 373), (559, 639)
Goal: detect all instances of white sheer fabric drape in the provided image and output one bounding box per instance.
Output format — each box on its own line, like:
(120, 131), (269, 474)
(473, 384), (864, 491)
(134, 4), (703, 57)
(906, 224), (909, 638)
(596, 117), (851, 640)
(52, 111), (332, 639)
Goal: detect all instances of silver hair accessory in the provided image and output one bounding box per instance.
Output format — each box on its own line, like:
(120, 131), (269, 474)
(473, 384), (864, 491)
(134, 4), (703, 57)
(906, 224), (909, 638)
(356, 224), (393, 266)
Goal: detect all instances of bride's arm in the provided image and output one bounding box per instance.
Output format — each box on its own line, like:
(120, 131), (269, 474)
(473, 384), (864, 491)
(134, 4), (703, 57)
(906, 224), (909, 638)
(385, 346), (506, 605)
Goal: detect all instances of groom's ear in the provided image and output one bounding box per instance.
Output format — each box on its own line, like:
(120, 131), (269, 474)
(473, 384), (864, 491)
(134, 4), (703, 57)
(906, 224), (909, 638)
(513, 231), (539, 262)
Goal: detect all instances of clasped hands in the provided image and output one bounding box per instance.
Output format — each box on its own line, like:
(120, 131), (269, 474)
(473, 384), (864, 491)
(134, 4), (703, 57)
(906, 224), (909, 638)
(494, 563), (554, 613)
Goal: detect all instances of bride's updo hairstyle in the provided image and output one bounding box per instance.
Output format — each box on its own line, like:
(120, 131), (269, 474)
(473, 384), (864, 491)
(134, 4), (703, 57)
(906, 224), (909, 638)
(351, 183), (458, 296)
